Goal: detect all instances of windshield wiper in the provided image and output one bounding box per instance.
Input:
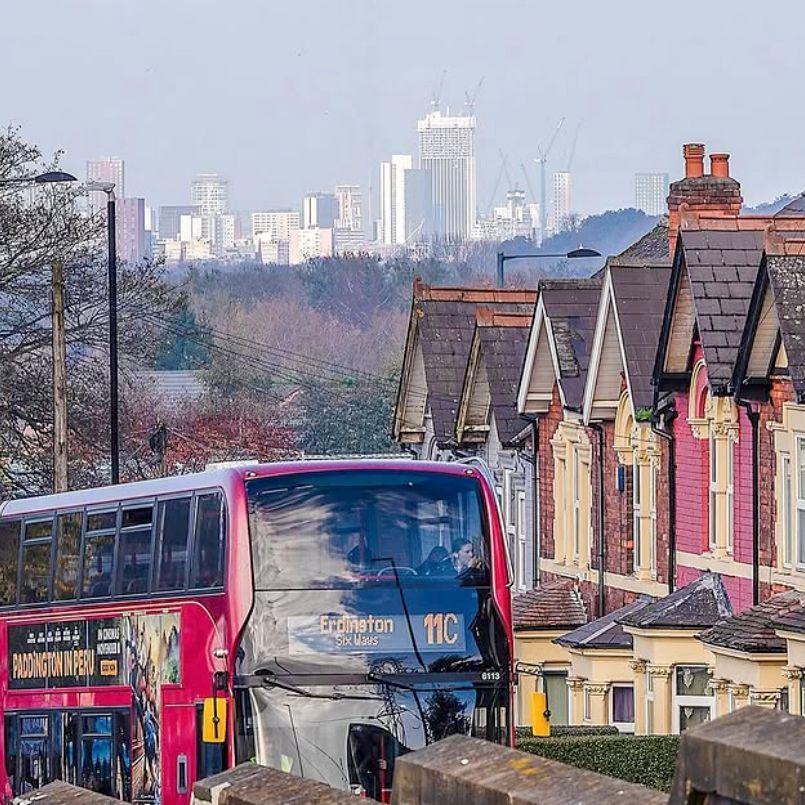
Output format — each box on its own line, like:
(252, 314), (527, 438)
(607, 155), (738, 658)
(260, 675), (384, 702)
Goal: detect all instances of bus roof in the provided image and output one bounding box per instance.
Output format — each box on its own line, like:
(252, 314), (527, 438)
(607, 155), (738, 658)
(0, 458), (480, 517)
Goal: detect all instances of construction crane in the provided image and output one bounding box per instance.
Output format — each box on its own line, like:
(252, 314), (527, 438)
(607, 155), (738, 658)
(566, 122), (581, 172)
(486, 150), (510, 216)
(430, 69), (447, 111)
(534, 117), (565, 239)
(464, 76), (485, 116)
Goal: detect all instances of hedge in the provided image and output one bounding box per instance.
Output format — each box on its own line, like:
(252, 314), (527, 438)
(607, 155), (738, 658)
(517, 734), (680, 791)
(514, 724), (618, 741)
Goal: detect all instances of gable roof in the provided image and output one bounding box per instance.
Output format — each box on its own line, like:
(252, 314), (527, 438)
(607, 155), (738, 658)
(456, 310), (532, 446)
(517, 277), (602, 414)
(394, 282), (536, 445)
(583, 264), (671, 421)
(512, 580), (587, 632)
(555, 597), (653, 650)
(735, 253), (805, 403)
(699, 590), (805, 654)
(618, 571), (732, 630)
(654, 228), (764, 395)
(609, 219), (671, 267)
(774, 194), (805, 218)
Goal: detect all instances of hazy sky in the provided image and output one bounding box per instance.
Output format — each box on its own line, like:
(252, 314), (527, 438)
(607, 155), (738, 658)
(4, 0), (804, 217)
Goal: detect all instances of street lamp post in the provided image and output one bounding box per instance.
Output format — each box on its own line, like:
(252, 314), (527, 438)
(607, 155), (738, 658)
(495, 246), (602, 287)
(0, 170), (78, 492)
(86, 181), (119, 485)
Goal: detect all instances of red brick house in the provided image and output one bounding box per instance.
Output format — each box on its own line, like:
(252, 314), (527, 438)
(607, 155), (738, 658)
(653, 148), (805, 612)
(733, 243), (805, 598)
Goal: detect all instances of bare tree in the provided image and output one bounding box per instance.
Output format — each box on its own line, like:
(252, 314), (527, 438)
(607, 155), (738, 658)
(0, 127), (179, 495)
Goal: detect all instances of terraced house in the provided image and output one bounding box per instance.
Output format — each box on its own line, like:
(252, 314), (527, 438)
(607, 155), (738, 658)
(392, 142), (805, 736)
(393, 281), (539, 590)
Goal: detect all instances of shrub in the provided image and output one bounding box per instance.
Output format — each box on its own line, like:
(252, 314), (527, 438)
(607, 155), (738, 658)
(515, 724), (618, 741)
(517, 734), (680, 791)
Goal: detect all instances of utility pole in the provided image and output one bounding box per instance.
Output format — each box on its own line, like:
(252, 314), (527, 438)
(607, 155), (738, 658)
(107, 191), (120, 485)
(51, 260), (68, 492)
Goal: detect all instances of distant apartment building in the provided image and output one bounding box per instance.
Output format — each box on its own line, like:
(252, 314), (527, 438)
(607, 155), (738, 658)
(379, 155), (412, 245)
(256, 236), (290, 265)
(289, 227), (334, 263)
(334, 185), (363, 233)
(634, 172), (669, 216)
(552, 171), (572, 233)
(474, 188), (540, 241)
(333, 227), (365, 255)
(87, 157), (125, 216)
(251, 210), (301, 243)
(159, 205), (201, 241)
(303, 193), (339, 229)
(191, 173), (229, 250)
(116, 197), (150, 264)
(417, 110), (476, 241)
(191, 173), (229, 216)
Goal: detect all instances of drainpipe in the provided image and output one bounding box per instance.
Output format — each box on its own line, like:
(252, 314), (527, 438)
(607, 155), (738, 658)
(588, 423), (606, 617)
(737, 398), (761, 605)
(517, 414), (541, 590)
(651, 405), (678, 594)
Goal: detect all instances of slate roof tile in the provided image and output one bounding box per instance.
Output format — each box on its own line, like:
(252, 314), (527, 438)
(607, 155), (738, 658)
(410, 287), (537, 441)
(617, 571), (733, 629)
(512, 580), (588, 631)
(555, 597), (653, 650)
(680, 229), (765, 389)
(699, 590), (805, 653)
(765, 255), (805, 402)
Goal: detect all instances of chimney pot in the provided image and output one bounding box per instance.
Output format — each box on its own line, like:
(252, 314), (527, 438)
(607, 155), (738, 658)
(710, 153), (730, 178)
(683, 143), (705, 178)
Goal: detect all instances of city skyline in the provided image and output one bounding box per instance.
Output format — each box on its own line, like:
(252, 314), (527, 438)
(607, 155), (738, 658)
(6, 1), (805, 218)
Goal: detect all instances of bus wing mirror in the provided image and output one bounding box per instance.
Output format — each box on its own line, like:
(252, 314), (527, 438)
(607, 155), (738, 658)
(202, 696), (228, 743)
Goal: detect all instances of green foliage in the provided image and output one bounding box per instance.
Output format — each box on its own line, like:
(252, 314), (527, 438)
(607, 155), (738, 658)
(153, 303), (212, 370)
(297, 369), (401, 456)
(517, 734), (680, 791)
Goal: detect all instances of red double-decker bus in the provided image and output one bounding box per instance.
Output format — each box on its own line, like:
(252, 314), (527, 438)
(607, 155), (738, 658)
(0, 459), (513, 804)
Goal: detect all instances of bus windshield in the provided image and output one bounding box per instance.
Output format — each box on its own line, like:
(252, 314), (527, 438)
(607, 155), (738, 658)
(243, 469), (508, 676)
(246, 470), (489, 589)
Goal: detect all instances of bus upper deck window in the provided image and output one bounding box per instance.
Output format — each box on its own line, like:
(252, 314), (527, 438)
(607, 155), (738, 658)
(21, 517), (54, 604)
(82, 510), (117, 599)
(0, 520), (21, 605)
(118, 506), (154, 596)
(54, 512), (82, 600)
(190, 493), (225, 589)
(156, 497), (191, 591)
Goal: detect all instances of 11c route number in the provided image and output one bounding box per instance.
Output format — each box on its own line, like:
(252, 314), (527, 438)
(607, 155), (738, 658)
(423, 612), (459, 645)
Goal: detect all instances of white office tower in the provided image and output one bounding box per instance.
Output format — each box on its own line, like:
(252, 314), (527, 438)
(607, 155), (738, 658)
(303, 193), (339, 229)
(417, 110), (476, 241)
(251, 210), (301, 243)
(334, 185), (363, 232)
(379, 155), (412, 245)
(87, 157), (125, 215)
(634, 173), (670, 216)
(191, 173), (229, 248)
(552, 171), (572, 234)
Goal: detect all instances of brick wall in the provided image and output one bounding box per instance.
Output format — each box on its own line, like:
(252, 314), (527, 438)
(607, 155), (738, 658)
(537, 383), (564, 562)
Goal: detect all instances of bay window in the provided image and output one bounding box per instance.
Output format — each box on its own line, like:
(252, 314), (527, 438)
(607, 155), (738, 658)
(673, 665), (714, 733)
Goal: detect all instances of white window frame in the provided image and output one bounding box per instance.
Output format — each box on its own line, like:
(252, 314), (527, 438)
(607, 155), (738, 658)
(632, 455), (642, 574)
(649, 460), (657, 575)
(672, 665), (715, 734)
(726, 434), (734, 554)
(572, 449), (581, 561)
(583, 685), (591, 722)
(797, 437), (805, 568)
(709, 431), (718, 551)
(782, 454), (793, 568)
(609, 683), (635, 734)
(516, 490), (527, 592)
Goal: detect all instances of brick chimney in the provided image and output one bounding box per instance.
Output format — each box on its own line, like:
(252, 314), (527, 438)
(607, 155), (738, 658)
(667, 144), (743, 257)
